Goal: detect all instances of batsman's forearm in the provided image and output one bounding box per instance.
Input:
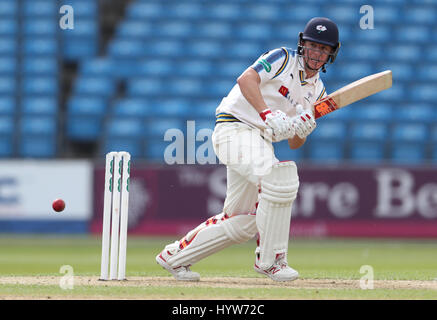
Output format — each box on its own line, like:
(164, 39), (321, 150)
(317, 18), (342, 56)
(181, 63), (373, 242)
(237, 71), (268, 114)
(288, 136), (306, 149)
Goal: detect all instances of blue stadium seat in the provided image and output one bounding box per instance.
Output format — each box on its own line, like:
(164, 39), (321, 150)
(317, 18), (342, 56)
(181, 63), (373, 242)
(136, 59), (173, 77)
(108, 39), (146, 57)
(337, 63), (374, 81)
(0, 38), (17, 55)
(22, 96), (58, 115)
(0, 76), (15, 94)
(63, 19), (98, 38)
(22, 38), (58, 55)
(342, 45), (383, 61)
(349, 141), (386, 163)
(236, 23), (273, 40)
(374, 83), (404, 102)
(432, 125), (437, 162)
(112, 99), (150, 118)
(391, 123), (428, 142)
(112, 59), (137, 78)
(396, 26), (429, 43)
(0, 1), (17, 16)
(403, 7), (436, 24)
(67, 117), (102, 141)
(372, 6), (401, 23)
(356, 26), (391, 42)
(22, 0), (57, 17)
(126, 2), (165, 19)
(281, 5), (321, 21)
(59, 0), (98, 17)
(225, 42), (264, 59)
(394, 104), (435, 123)
(67, 96), (107, 116)
(426, 46), (437, 62)
(205, 4), (242, 20)
(20, 116), (56, 136)
(390, 124), (429, 163)
(117, 21), (152, 38)
(0, 57), (16, 74)
(274, 140), (303, 162)
(0, 96), (15, 115)
(390, 143), (426, 164)
(191, 100), (219, 118)
(216, 61), (248, 78)
(351, 103), (393, 122)
(310, 121), (347, 140)
(103, 139), (142, 158)
(127, 78), (162, 96)
(194, 119), (215, 132)
(156, 21), (193, 38)
(63, 39), (97, 60)
(195, 22), (233, 39)
(387, 45), (421, 61)
(144, 40), (184, 57)
(350, 123), (388, 141)
(0, 136), (13, 157)
(167, 3), (203, 19)
(0, 19), (17, 35)
(325, 5), (359, 23)
(308, 141), (345, 163)
(273, 23), (304, 42)
(167, 79), (203, 97)
(187, 41), (223, 58)
(382, 63), (413, 81)
(0, 116), (14, 135)
(203, 80), (235, 97)
(244, 5), (281, 20)
(106, 118), (143, 138)
(73, 77), (115, 96)
(176, 60), (212, 77)
(18, 136), (56, 158)
(418, 65), (437, 81)
(431, 125), (437, 142)
(80, 58), (113, 76)
(156, 99), (192, 117)
(411, 85), (434, 102)
(144, 119), (185, 137)
(144, 140), (170, 162)
(22, 76), (58, 95)
(22, 19), (56, 36)
(22, 57), (58, 74)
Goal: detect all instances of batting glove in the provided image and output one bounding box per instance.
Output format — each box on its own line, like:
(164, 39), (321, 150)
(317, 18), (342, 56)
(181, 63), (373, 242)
(260, 108), (295, 142)
(291, 105), (317, 139)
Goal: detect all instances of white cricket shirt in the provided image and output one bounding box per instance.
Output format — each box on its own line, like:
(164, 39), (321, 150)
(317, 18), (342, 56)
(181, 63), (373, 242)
(215, 47), (327, 131)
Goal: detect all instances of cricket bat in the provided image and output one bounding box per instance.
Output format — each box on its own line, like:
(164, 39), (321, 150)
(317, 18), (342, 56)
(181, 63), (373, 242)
(313, 70), (392, 119)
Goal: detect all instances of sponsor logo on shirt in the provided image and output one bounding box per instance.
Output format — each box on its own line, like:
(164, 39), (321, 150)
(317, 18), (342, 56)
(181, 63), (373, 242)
(258, 59), (271, 72)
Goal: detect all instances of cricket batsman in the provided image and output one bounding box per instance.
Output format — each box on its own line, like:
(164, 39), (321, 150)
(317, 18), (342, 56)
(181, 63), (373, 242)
(156, 17), (341, 281)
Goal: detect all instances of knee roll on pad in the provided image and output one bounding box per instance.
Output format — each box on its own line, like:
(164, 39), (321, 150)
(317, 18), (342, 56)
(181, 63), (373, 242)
(256, 161), (299, 269)
(165, 213), (258, 268)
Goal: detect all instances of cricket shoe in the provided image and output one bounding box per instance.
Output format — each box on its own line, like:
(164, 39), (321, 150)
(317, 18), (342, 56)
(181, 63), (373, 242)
(156, 241), (200, 281)
(254, 251), (299, 282)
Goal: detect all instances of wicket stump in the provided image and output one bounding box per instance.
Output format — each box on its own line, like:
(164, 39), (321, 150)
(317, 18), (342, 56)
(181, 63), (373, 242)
(100, 151), (131, 280)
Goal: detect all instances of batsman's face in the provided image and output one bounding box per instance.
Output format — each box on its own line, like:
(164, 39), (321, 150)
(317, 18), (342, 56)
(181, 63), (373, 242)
(303, 41), (332, 70)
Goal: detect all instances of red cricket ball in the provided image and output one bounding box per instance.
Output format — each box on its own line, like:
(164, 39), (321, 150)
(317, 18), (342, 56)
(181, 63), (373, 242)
(52, 199), (66, 212)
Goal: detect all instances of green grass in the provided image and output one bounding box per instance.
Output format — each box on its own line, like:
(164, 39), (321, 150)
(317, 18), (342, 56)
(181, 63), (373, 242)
(0, 235), (437, 299)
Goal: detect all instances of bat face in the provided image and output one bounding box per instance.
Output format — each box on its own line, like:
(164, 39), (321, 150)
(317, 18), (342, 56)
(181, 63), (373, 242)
(313, 70), (392, 119)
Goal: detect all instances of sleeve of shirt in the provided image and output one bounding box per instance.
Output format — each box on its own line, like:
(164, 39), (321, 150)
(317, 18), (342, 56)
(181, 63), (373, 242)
(250, 47), (291, 82)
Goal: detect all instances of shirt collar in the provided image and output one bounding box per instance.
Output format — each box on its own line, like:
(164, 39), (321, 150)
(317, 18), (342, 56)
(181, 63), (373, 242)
(297, 56), (320, 85)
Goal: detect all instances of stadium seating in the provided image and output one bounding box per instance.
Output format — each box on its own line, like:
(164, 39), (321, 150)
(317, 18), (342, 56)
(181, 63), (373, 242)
(1, 0), (435, 163)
